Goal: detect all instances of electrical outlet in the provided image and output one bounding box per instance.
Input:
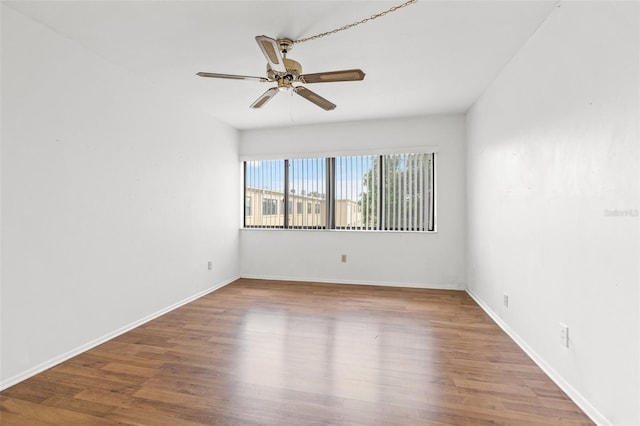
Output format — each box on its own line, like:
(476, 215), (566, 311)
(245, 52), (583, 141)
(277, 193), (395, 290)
(559, 323), (569, 348)
(341, 254), (347, 263)
(207, 261), (212, 270)
(503, 293), (509, 308)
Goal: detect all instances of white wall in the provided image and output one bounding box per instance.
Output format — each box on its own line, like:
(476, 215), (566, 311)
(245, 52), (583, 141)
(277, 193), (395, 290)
(240, 115), (466, 289)
(466, 2), (638, 424)
(0, 5), (240, 388)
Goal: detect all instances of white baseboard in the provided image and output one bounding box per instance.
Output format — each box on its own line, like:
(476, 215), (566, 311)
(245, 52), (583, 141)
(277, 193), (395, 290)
(240, 274), (464, 290)
(0, 276), (239, 392)
(465, 288), (610, 426)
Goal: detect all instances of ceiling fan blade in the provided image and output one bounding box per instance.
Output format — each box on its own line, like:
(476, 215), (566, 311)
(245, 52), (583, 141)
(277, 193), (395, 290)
(255, 35), (286, 73)
(300, 69), (365, 84)
(250, 87), (279, 109)
(294, 86), (336, 111)
(197, 72), (268, 82)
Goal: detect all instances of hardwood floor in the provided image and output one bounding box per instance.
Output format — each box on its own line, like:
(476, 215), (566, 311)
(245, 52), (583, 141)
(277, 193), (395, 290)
(1, 279), (593, 425)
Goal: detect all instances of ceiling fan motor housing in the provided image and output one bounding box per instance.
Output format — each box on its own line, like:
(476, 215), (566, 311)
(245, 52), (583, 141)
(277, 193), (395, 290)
(267, 58), (302, 83)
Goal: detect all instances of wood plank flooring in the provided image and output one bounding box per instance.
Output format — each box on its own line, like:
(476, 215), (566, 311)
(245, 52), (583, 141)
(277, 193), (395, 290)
(1, 279), (593, 425)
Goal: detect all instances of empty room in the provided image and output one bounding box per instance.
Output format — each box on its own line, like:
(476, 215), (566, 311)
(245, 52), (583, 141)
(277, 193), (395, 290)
(1, 0), (638, 425)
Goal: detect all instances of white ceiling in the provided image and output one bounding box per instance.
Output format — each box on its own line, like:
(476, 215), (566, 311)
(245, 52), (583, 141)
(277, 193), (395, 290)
(6, 0), (557, 130)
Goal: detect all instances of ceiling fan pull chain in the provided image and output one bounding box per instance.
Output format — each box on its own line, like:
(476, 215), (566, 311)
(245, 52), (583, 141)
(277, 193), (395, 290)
(293, 0), (417, 45)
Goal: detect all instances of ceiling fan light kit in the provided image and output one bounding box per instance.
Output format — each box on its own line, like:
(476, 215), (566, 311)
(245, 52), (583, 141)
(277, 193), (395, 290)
(196, 0), (417, 111)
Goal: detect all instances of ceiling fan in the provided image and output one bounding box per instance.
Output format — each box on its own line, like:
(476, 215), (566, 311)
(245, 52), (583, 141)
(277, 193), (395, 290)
(197, 35), (365, 111)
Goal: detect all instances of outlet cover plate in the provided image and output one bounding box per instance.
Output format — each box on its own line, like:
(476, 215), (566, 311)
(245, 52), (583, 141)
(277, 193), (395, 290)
(559, 323), (569, 348)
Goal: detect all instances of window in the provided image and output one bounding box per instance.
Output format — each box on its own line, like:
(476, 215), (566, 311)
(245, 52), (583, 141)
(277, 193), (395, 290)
(245, 196), (252, 216)
(288, 158), (326, 228)
(244, 160), (285, 227)
(243, 152), (435, 231)
(380, 153), (434, 231)
(335, 155), (377, 230)
(262, 199), (277, 215)
(280, 199), (294, 215)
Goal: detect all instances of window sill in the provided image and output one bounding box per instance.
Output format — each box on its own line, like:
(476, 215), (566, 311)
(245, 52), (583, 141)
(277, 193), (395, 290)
(240, 227), (437, 234)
